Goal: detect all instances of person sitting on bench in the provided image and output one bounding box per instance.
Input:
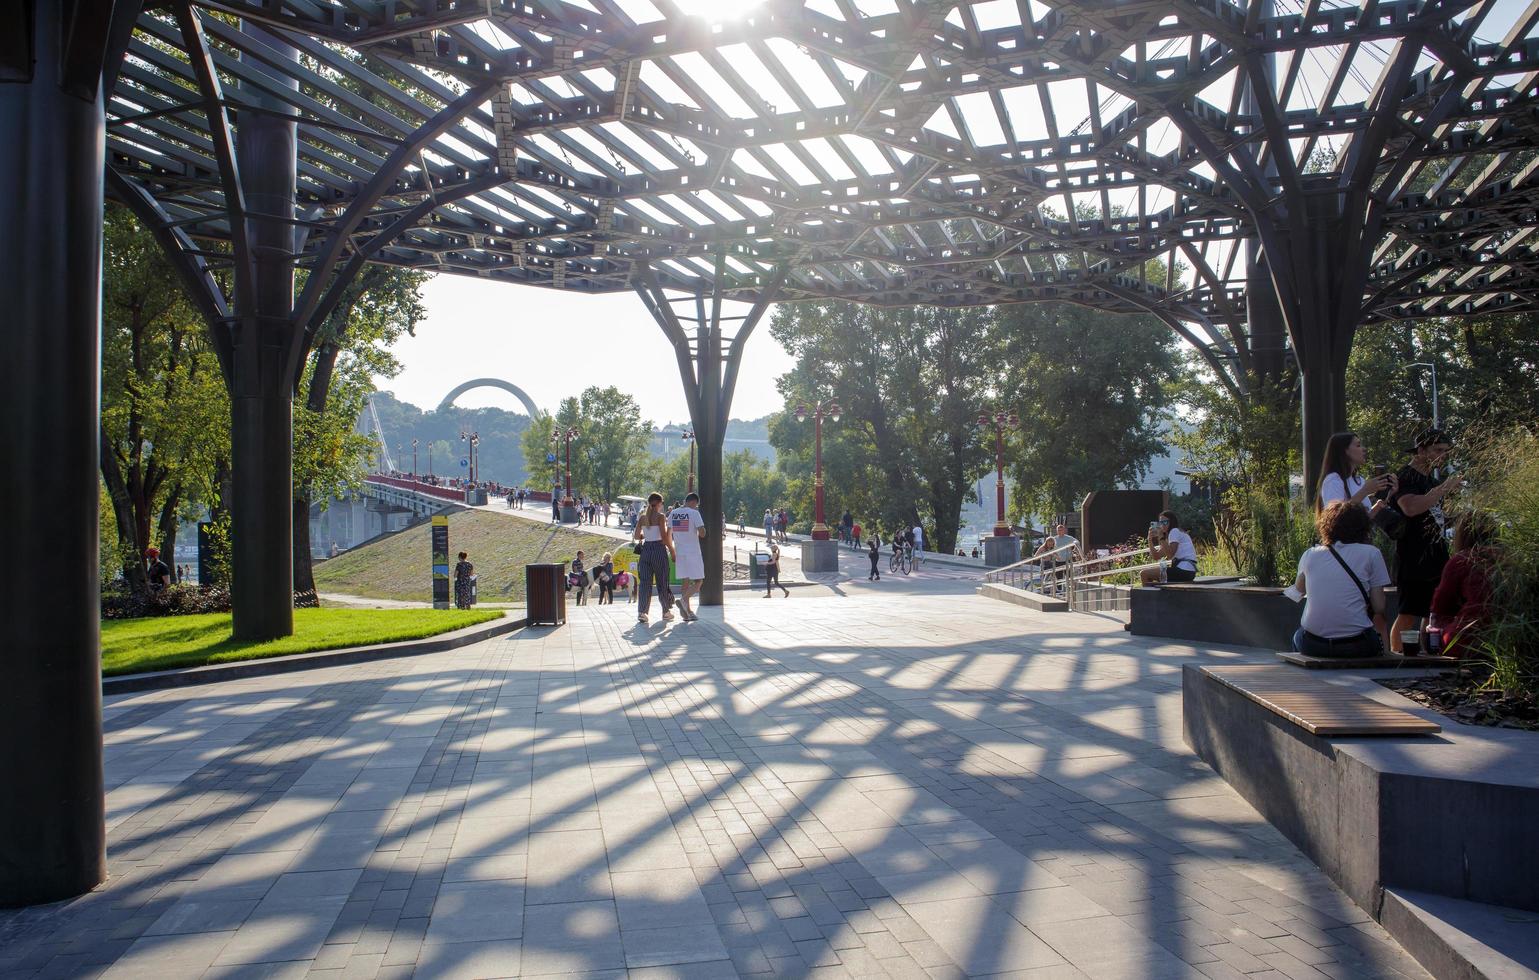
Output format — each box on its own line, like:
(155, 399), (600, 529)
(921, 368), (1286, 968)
(1140, 511), (1198, 585)
(1292, 501), (1391, 658)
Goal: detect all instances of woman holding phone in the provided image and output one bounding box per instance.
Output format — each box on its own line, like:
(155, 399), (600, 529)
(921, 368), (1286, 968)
(1316, 432), (1397, 512)
(631, 492), (677, 625)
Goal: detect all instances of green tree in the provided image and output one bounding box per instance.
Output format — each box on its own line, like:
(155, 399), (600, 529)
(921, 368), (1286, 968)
(769, 302), (996, 551)
(100, 205), (229, 591)
(521, 412), (562, 494)
(999, 303), (1180, 521)
(292, 266), (427, 594)
(568, 386), (651, 503)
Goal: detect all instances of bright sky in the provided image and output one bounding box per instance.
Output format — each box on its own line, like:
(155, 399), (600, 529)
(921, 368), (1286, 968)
(382, 276), (795, 424)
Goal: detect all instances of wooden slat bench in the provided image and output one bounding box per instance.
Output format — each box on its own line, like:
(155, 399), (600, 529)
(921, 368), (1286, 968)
(1202, 665), (1441, 736)
(1276, 651), (1459, 670)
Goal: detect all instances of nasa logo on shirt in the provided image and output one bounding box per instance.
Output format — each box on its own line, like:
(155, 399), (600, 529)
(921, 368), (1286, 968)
(670, 511), (691, 533)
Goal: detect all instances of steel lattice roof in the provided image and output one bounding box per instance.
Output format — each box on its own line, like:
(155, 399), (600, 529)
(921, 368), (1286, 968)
(107, 0), (1539, 367)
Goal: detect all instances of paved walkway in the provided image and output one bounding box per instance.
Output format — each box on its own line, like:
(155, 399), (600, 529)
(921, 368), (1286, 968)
(0, 592), (1427, 979)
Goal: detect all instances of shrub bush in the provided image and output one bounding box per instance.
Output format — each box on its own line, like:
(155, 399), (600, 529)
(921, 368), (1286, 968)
(1465, 428), (1539, 697)
(102, 583), (320, 619)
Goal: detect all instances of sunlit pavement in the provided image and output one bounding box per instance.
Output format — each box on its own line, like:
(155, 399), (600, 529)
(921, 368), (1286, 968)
(0, 591), (1428, 979)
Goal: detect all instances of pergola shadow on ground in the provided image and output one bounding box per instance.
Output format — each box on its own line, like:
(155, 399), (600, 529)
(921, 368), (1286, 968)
(0, 593), (1435, 976)
(8, 0), (1539, 906)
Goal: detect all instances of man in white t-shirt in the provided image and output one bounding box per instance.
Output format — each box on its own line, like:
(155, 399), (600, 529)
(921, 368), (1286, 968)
(911, 524), (924, 557)
(668, 492), (707, 622)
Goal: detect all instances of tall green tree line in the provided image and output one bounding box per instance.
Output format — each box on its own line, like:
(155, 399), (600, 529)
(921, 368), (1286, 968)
(767, 301), (1180, 552)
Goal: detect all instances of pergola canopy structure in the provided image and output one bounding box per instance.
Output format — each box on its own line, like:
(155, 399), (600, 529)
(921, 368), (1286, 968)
(109, 0), (1539, 334)
(4, 0), (1539, 907)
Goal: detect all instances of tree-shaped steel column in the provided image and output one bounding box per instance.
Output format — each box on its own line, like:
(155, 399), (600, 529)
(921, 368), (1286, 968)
(111, 7), (499, 639)
(635, 260), (786, 606)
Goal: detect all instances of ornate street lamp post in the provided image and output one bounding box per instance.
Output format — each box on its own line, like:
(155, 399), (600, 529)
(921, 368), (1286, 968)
(460, 430), (480, 483)
(795, 401), (842, 542)
(551, 425), (580, 521)
(681, 429), (696, 494)
(411, 438), (419, 478)
(977, 409), (1021, 566)
(977, 409), (1020, 536)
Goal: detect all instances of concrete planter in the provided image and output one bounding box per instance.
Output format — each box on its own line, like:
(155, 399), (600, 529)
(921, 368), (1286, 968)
(1133, 582), (1402, 650)
(1131, 583), (1300, 649)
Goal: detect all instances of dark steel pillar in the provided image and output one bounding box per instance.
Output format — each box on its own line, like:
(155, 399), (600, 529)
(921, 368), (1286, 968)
(0, 0), (108, 905)
(230, 24), (298, 640)
(1291, 196), (1353, 502)
(1245, 244), (1288, 384)
(696, 427), (726, 606)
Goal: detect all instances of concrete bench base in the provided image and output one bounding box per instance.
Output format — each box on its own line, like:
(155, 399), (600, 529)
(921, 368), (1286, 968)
(1184, 663), (1539, 915)
(977, 582), (1067, 612)
(1380, 889), (1539, 980)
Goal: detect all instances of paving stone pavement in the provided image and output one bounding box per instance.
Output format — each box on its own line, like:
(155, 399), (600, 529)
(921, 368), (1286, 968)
(0, 591), (1432, 979)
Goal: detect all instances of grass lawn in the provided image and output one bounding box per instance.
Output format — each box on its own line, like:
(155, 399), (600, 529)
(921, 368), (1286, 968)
(315, 509), (617, 603)
(101, 607), (504, 676)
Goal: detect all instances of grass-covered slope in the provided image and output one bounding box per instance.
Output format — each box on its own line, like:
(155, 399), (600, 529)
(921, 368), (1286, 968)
(315, 509), (617, 603)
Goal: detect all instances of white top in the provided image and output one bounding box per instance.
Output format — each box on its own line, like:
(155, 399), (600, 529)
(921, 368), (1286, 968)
(911, 526), (924, 547)
(639, 517), (664, 542)
(1298, 542), (1390, 638)
(1319, 472), (1369, 509)
(669, 507), (704, 547)
(669, 506), (705, 579)
(1166, 527), (1198, 569)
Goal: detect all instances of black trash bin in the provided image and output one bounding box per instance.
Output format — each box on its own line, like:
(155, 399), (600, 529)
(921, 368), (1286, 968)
(525, 562), (567, 626)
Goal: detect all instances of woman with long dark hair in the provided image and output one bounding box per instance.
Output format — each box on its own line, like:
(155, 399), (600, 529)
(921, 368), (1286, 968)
(631, 492), (677, 625)
(1316, 431), (1397, 511)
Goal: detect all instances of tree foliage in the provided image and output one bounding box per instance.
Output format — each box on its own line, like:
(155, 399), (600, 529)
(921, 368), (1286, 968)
(100, 205), (229, 589)
(999, 303), (1179, 518)
(768, 300), (1177, 551)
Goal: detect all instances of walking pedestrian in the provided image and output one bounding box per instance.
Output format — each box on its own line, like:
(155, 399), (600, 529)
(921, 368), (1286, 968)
(868, 538), (881, 580)
(632, 492), (677, 625)
(763, 508), (774, 541)
(568, 550), (589, 606)
(669, 491), (706, 621)
(763, 543), (790, 598)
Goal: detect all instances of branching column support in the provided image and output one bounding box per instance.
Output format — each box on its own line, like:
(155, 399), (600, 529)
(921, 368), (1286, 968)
(0, 0), (137, 906)
(228, 19), (300, 640)
(635, 261), (786, 606)
(112, 7), (498, 641)
(1169, 27), (1472, 501)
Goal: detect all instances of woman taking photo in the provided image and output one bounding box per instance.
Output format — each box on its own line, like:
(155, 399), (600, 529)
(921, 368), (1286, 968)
(631, 492), (677, 625)
(1316, 432), (1397, 512)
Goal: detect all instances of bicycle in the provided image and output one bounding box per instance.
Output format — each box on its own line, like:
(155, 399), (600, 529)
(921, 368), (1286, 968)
(888, 543), (912, 575)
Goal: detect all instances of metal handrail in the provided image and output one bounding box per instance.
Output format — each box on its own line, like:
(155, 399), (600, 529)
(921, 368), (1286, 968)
(984, 544), (1158, 610)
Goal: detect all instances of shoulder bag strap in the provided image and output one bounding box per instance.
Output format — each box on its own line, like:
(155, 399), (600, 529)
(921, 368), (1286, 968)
(1325, 544), (1371, 614)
